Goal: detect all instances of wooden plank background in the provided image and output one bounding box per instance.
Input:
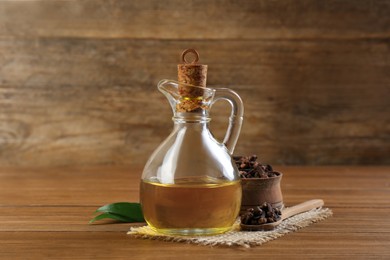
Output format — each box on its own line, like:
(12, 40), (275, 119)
(0, 0), (389, 166)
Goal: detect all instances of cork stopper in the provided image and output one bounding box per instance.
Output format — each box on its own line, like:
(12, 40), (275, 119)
(176, 49), (208, 112)
(178, 49), (208, 88)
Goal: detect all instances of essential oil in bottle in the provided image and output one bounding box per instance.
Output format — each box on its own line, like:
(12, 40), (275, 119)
(140, 177), (242, 235)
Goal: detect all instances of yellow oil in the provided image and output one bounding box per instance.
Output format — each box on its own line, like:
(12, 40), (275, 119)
(140, 178), (242, 235)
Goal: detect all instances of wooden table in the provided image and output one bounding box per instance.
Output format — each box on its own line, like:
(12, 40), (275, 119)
(0, 166), (389, 259)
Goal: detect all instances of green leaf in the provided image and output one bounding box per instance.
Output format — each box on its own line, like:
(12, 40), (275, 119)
(92, 202), (145, 223)
(89, 212), (133, 224)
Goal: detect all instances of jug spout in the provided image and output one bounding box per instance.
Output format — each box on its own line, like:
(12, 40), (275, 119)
(157, 79), (216, 117)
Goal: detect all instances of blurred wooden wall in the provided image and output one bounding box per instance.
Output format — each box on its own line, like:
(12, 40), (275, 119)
(0, 0), (389, 166)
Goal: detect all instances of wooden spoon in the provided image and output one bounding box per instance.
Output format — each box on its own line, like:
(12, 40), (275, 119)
(240, 199), (324, 231)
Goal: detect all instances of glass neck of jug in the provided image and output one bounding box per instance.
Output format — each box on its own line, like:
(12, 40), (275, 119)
(157, 79), (244, 155)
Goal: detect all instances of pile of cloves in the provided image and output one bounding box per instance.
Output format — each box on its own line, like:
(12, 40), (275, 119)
(234, 155), (280, 179)
(241, 202), (282, 225)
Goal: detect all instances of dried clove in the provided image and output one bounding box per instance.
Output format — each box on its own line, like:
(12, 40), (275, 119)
(234, 155), (280, 179)
(240, 202), (282, 225)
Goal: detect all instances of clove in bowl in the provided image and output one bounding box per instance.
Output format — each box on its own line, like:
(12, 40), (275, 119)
(234, 155), (284, 214)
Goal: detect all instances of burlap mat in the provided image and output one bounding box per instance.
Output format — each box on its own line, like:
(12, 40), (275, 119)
(128, 207), (332, 248)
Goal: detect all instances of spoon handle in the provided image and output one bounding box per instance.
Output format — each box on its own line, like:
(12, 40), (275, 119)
(282, 199), (324, 220)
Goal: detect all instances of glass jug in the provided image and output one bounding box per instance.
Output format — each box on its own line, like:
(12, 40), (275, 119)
(140, 51), (244, 236)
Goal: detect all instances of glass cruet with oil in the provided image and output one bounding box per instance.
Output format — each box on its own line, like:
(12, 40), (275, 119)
(140, 49), (244, 235)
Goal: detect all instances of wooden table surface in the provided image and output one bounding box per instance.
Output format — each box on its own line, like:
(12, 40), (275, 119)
(0, 166), (389, 259)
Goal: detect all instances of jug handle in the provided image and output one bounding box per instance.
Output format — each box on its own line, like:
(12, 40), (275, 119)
(211, 88), (244, 155)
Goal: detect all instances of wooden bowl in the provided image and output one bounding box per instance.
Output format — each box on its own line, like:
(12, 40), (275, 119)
(240, 172), (283, 215)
